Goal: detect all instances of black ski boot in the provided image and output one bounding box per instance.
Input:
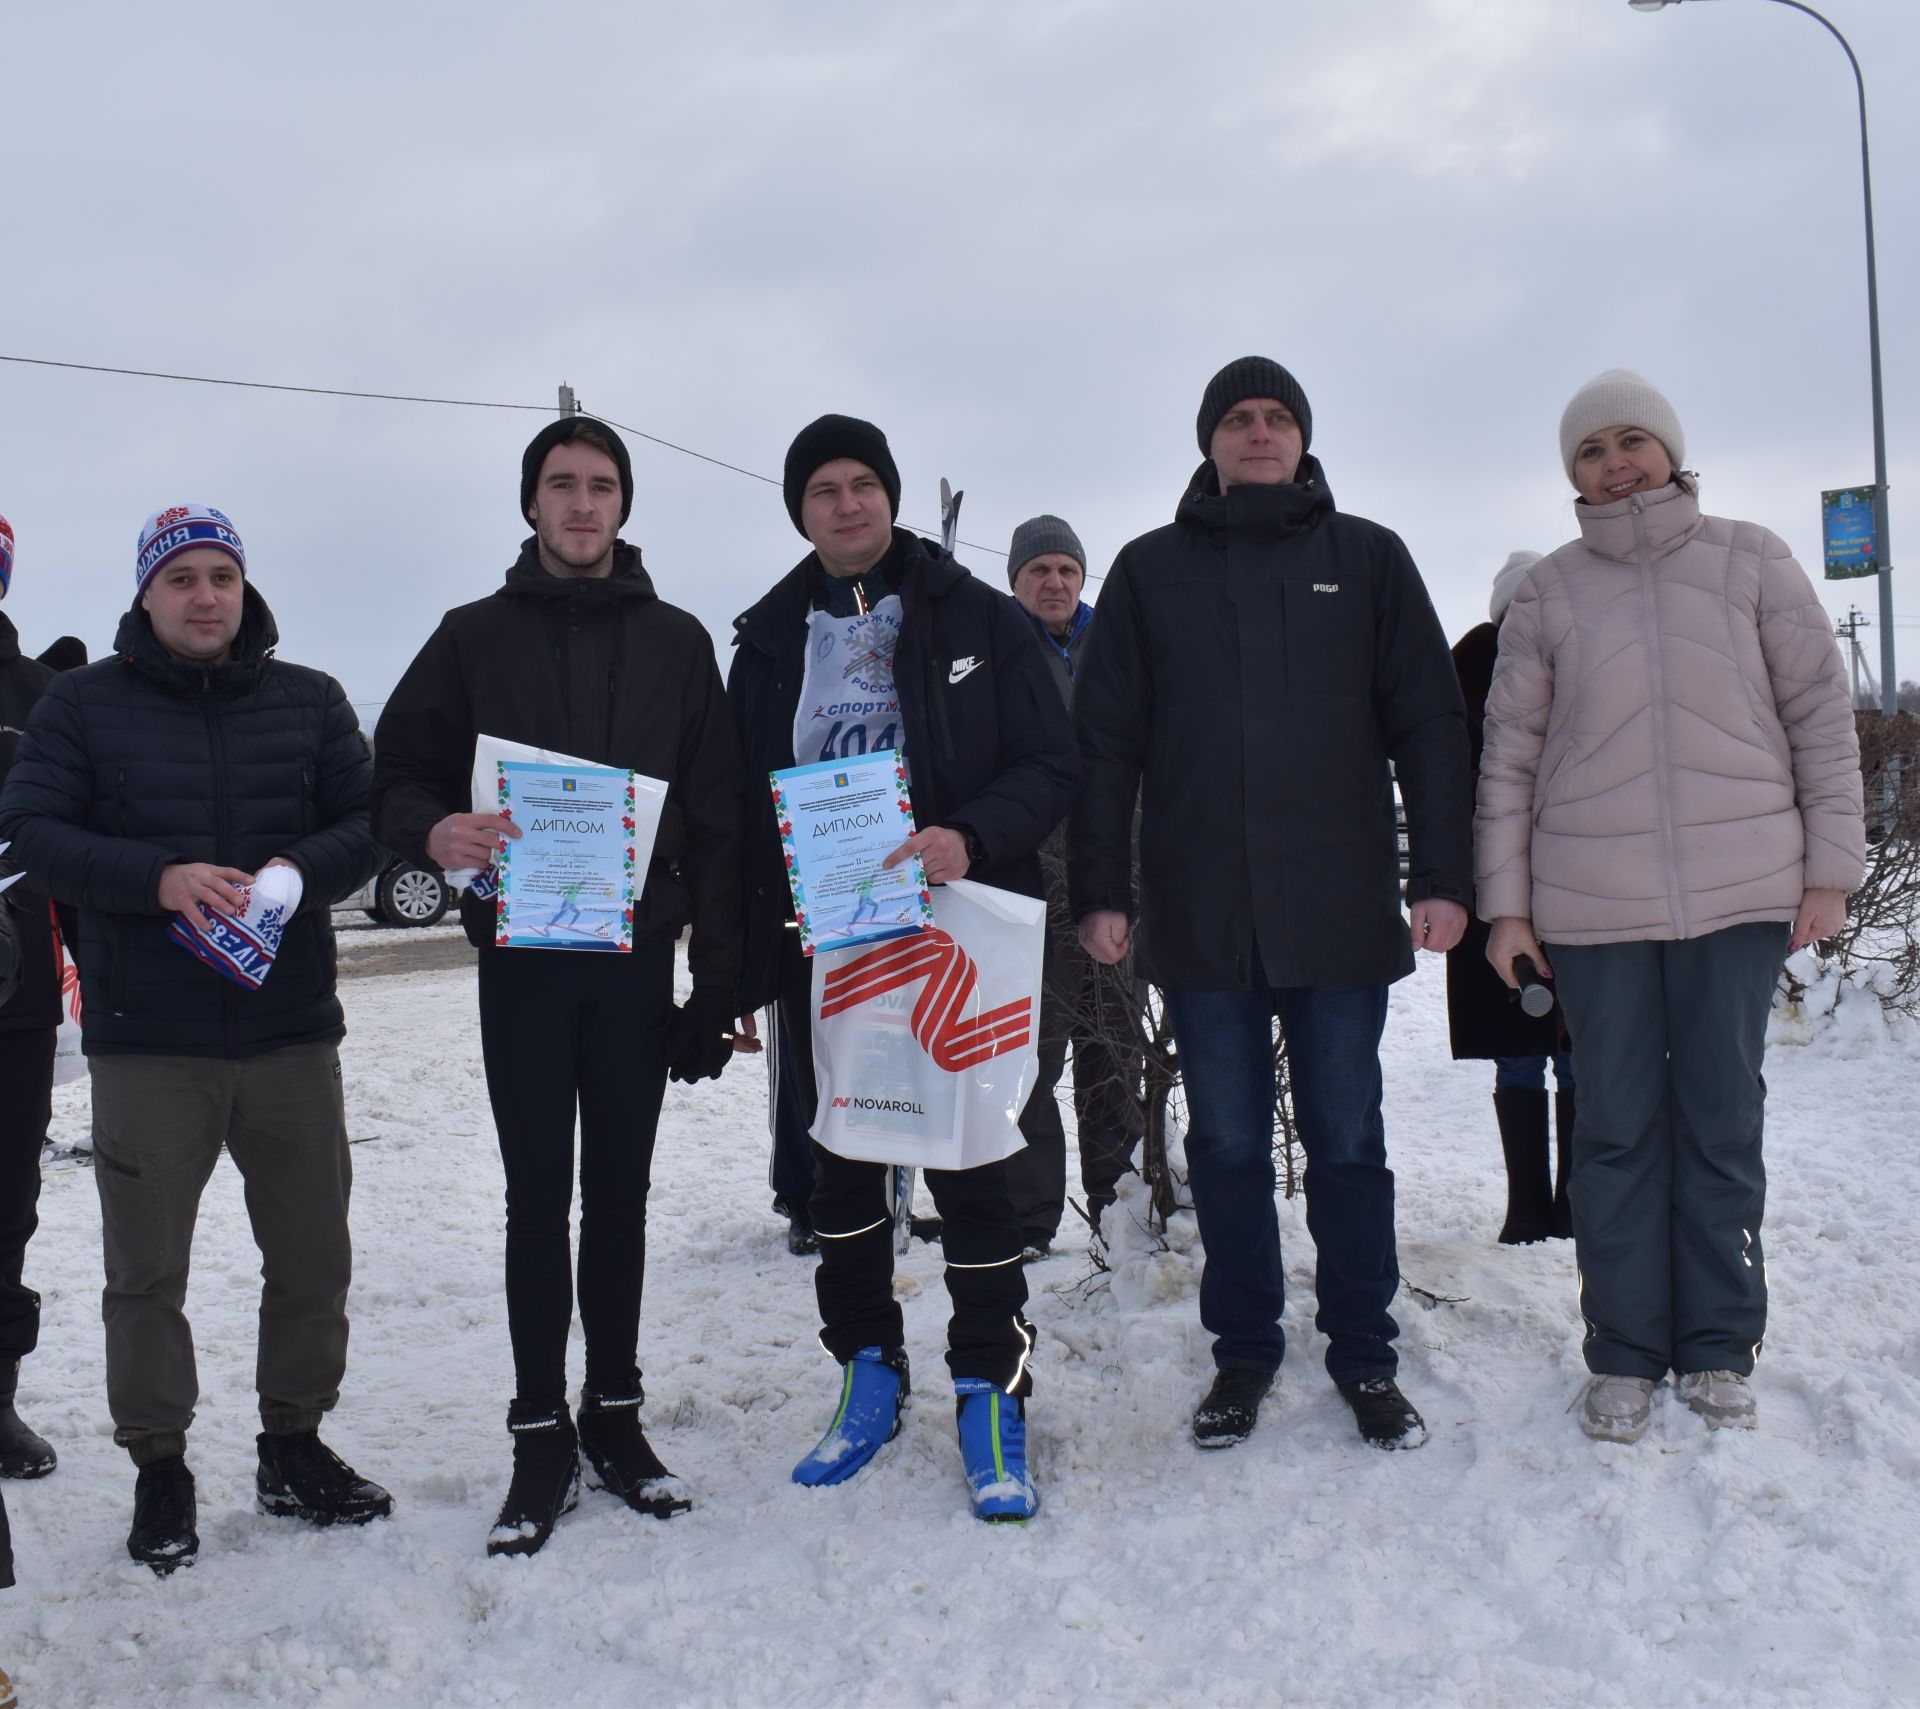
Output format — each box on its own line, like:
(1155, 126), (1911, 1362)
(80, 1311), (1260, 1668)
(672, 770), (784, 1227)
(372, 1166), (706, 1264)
(487, 1405), (579, 1559)
(1492, 1089), (1553, 1244)
(1192, 1368), (1275, 1449)
(256, 1432), (393, 1526)
(1337, 1377), (1428, 1450)
(0, 1361), (56, 1479)
(127, 1455), (198, 1574)
(1551, 1086), (1576, 1240)
(578, 1389), (691, 1519)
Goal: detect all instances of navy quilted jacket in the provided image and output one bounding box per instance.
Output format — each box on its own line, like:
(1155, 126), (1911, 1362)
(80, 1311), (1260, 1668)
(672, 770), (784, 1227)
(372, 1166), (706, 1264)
(0, 586), (380, 1057)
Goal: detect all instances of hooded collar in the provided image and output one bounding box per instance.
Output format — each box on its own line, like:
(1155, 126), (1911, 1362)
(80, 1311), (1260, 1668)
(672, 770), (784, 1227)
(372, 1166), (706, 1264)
(113, 580), (279, 698)
(1573, 480), (1704, 563)
(0, 611), (19, 666)
(501, 538), (658, 605)
(1175, 452), (1337, 540)
(733, 528), (964, 655)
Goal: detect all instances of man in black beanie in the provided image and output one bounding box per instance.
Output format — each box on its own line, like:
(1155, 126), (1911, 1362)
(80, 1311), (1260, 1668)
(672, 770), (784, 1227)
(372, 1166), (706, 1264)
(728, 414), (1078, 1521)
(372, 414), (744, 1559)
(1071, 357), (1472, 1454)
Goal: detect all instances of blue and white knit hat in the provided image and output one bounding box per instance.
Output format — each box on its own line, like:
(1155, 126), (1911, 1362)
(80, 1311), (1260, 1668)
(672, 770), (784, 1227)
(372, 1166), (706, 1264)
(0, 514), (14, 598)
(135, 504), (246, 598)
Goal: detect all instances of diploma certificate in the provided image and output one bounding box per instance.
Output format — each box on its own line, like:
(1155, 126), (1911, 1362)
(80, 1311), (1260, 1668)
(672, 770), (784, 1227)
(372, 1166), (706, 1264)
(494, 760), (639, 952)
(771, 751), (934, 956)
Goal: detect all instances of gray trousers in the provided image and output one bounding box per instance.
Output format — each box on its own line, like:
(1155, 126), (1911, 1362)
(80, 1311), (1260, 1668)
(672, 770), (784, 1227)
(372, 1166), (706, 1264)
(1549, 923), (1788, 1381)
(90, 1042), (353, 1465)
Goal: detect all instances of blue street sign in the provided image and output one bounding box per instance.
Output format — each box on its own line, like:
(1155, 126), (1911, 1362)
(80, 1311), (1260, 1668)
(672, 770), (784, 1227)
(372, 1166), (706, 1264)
(1822, 486), (1879, 579)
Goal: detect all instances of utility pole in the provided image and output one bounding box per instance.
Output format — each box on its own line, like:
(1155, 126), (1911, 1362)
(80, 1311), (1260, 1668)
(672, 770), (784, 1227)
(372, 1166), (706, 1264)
(557, 383), (578, 417)
(1836, 606), (1877, 710)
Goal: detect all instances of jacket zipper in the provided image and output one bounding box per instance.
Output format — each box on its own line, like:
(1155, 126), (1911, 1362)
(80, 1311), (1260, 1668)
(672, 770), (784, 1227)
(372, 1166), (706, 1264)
(926, 656), (957, 765)
(109, 766), (129, 1010)
(204, 676), (239, 1056)
(1629, 497), (1687, 938)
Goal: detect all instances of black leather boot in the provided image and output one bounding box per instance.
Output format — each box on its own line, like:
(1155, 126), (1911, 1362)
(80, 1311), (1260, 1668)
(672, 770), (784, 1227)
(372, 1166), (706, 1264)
(0, 1361), (55, 1480)
(1493, 1090), (1553, 1245)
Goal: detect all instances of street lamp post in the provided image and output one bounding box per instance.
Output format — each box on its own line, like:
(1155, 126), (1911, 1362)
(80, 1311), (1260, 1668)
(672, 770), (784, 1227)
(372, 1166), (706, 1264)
(1630, 0), (1896, 716)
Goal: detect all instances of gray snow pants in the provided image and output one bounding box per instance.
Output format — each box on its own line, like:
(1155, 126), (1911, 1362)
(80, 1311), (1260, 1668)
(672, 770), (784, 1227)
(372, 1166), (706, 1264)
(1548, 922), (1788, 1380)
(90, 1042), (353, 1465)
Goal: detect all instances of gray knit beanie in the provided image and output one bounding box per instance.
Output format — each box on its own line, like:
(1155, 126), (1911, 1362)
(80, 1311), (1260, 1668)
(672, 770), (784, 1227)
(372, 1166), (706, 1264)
(1196, 357), (1313, 455)
(1489, 550), (1543, 624)
(1006, 515), (1086, 587)
(1558, 369), (1685, 484)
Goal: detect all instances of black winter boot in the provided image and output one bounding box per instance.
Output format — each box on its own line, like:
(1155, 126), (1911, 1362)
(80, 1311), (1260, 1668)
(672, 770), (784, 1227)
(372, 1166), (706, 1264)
(578, 1390), (691, 1519)
(1551, 1087), (1576, 1240)
(1336, 1376), (1428, 1450)
(127, 1456), (198, 1574)
(1492, 1090), (1553, 1245)
(1192, 1368), (1276, 1450)
(256, 1431), (393, 1526)
(0, 1361), (56, 1479)
(487, 1405), (579, 1559)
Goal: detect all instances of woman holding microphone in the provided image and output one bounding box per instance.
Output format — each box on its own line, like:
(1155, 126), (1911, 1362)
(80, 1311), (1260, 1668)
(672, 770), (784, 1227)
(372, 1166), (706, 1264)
(1476, 370), (1864, 1443)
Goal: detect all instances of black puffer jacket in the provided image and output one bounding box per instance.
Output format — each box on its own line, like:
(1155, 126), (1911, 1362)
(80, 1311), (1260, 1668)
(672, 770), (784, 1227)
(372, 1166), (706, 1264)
(371, 541), (743, 993)
(0, 614), (60, 1033)
(728, 530), (1080, 1014)
(1070, 458), (1471, 991)
(0, 587), (380, 1057)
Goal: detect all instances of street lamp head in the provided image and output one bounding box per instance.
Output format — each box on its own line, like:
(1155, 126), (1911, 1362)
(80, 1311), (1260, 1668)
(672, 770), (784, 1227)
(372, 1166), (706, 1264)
(1628, 1), (1677, 11)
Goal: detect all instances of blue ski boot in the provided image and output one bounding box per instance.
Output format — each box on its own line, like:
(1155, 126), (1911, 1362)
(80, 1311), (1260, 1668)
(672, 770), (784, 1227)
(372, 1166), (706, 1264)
(954, 1378), (1038, 1522)
(792, 1347), (909, 1487)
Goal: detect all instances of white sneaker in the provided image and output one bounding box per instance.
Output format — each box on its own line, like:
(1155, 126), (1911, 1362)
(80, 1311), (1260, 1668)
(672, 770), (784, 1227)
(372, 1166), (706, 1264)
(1675, 1370), (1756, 1430)
(1580, 1375), (1655, 1443)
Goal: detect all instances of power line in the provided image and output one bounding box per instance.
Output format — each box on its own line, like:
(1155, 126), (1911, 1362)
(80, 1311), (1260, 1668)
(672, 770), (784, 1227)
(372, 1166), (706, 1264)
(0, 353), (552, 415)
(0, 351), (1010, 557)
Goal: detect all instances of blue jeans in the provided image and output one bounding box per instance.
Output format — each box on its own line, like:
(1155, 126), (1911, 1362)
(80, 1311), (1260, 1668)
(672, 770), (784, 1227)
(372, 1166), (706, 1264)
(1494, 1052), (1576, 1094)
(1163, 977), (1399, 1382)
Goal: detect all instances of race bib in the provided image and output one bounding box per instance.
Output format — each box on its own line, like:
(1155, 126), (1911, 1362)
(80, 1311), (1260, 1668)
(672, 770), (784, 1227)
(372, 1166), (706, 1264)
(791, 595), (904, 769)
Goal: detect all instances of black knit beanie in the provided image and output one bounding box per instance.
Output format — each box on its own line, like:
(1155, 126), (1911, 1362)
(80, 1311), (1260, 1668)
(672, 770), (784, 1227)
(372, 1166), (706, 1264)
(521, 417), (634, 526)
(1195, 357), (1313, 455)
(783, 415), (901, 538)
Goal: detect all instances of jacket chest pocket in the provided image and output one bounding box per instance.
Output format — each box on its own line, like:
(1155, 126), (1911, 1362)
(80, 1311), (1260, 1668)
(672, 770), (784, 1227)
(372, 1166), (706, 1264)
(1280, 578), (1372, 699)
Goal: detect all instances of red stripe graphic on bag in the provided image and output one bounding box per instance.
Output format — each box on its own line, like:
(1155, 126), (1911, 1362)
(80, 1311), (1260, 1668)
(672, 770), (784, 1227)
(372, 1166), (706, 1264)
(819, 929), (1030, 1071)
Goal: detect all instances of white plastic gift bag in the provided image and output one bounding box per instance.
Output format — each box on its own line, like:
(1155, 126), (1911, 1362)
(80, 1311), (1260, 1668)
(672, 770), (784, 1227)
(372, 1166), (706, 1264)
(809, 878), (1045, 1171)
(53, 952), (86, 1086)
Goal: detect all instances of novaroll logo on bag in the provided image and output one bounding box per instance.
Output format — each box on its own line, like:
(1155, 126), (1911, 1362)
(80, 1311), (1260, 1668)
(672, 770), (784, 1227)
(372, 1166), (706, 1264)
(818, 929), (1031, 1072)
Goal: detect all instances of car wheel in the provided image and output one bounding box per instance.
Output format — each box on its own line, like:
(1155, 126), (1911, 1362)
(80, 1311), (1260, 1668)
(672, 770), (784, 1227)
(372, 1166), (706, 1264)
(376, 863), (449, 928)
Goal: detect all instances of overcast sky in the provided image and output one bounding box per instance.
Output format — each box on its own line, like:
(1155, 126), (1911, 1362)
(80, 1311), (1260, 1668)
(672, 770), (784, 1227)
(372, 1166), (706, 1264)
(2, 0), (1914, 718)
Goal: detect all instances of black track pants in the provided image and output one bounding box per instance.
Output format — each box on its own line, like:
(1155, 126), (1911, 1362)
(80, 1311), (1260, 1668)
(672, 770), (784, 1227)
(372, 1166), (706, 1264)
(477, 937), (673, 1410)
(0, 1029), (53, 1362)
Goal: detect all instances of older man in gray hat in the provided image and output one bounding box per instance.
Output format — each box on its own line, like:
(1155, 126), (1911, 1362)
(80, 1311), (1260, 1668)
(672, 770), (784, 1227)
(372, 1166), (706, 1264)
(1004, 516), (1142, 1259)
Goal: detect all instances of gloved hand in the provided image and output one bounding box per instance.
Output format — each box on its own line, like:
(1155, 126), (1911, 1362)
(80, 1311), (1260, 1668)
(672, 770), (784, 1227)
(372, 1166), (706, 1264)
(666, 988), (737, 1084)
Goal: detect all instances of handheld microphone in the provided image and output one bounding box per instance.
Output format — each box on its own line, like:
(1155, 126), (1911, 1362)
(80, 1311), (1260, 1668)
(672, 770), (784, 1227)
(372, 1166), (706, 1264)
(1511, 953), (1555, 1019)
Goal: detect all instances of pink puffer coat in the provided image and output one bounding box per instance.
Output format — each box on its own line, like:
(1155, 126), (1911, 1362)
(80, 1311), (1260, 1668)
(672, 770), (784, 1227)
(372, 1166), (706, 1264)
(1476, 481), (1864, 944)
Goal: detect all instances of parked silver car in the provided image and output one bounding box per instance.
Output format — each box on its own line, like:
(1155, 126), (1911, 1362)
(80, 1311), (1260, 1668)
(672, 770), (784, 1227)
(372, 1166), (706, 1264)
(333, 857), (452, 929)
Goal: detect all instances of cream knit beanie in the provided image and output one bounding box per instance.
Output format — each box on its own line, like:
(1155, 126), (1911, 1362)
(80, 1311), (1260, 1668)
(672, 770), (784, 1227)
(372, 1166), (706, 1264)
(1489, 550), (1543, 623)
(1558, 369), (1685, 484)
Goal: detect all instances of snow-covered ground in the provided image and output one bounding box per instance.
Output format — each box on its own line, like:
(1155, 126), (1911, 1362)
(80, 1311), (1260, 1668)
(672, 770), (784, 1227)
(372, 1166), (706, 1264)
(4, 948), (1917, 1708)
